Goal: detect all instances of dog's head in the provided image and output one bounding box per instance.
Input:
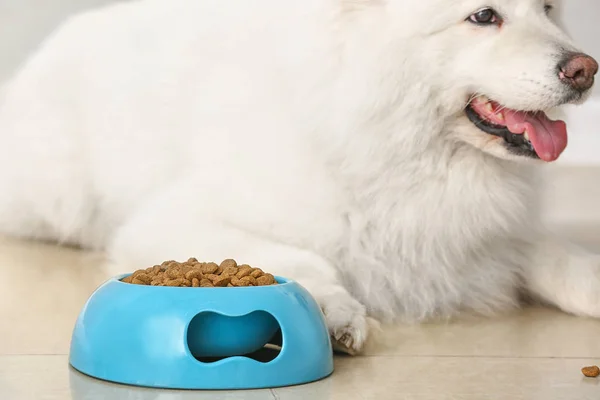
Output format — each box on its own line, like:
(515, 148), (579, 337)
(375, 0), (598, 162)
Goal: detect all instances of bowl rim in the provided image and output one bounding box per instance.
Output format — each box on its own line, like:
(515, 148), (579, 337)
(111, 273), (292, 289)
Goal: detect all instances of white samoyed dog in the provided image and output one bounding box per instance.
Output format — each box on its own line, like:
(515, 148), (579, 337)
(0, 0), (598, 354)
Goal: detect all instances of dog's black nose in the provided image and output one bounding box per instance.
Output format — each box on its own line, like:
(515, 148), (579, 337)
(559, 53), (598, 92)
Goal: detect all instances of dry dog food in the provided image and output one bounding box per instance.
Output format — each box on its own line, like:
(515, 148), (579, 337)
(581, 365), (600, 378)
(121, 258), (277, 287)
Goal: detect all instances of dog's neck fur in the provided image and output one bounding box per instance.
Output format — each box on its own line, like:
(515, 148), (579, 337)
(334, 135), (538, 321)
(313, 53), (540, 320)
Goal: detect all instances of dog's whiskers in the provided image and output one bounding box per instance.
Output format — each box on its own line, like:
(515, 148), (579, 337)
(466, 90), (485, 106)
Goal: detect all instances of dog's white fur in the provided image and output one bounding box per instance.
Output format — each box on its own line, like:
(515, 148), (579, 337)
(0, 0), (599, 353)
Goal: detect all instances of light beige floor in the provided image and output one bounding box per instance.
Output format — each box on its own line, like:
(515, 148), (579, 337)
(2, 167), (600, 400)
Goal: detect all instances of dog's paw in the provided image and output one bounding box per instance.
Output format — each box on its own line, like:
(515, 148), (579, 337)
(330, 322), (366, 355)
(320, 294), (369, 355)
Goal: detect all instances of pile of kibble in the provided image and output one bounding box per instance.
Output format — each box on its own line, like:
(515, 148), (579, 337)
(121, 258), (277, 287)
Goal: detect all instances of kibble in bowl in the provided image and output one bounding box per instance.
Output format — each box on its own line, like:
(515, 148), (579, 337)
(121, 258), (278, 287)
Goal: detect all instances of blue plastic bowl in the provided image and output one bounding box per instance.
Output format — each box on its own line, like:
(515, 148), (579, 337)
(69, 274), (333, 389)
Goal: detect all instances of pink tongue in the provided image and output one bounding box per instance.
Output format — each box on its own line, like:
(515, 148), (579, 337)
(504, 110), (568, 162)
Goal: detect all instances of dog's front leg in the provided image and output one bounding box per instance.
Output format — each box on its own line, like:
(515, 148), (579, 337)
(523, 235), (600, 317)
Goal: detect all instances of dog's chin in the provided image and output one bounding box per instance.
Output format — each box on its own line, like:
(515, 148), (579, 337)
(456, 95), (569, 163)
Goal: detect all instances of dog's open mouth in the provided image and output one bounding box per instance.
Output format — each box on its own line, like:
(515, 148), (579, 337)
(465, 96), (568, 162)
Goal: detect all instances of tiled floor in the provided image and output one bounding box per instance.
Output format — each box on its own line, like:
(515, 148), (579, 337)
(2, 167), (600, 399)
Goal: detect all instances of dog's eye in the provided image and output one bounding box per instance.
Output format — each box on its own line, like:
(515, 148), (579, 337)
(544, 4), (553, 15)
(468, 8), (500, 25)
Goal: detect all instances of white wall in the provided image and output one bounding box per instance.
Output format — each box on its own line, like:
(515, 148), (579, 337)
(0, 0), (598, 164)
